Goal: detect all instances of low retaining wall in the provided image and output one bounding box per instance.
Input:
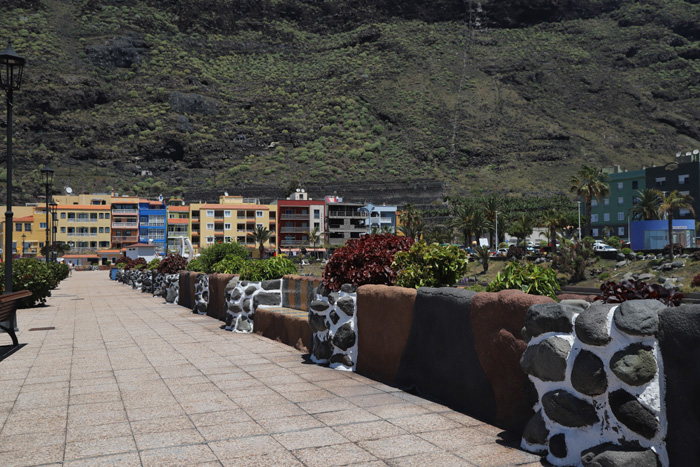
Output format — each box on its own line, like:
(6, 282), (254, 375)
(225, 279), (283, 333)
(178, 271), (200, 309)
(309, 284), (358, 370)
(283, 275), (323, 311)
(254, 308), (312, 352)
(520, 300), (668, 466)
(355, 285), (416, 385)
(208, 274), (237, 321)
(192, 274), (210, 315)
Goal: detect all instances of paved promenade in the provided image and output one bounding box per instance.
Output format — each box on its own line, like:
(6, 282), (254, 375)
(0, 271), (543, 466)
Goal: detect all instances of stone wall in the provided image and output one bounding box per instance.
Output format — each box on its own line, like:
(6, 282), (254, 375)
(164, 274), (179, 304)
(520, 300), (667, 466)
(192, 274), (209, 315)
(152, 272), (165, 297)
(178, 271), (199, 309)
(208, 274), (237, 321)
(282, 275), (323, 311)
(224, 279), (282, 333)
(309, 284), (358, 370)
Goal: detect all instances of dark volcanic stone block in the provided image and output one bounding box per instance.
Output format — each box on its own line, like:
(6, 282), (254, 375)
(520, 337), (571, 382)
(581, 442), (660, 467)
(571, 350), (607, 396)
(542, 390), (599, 427)
(575, 302), (615, 346)
(337, 296), (355, 317)
(524, 303), (577, 338)
(658, 305), (700, 466)
(609, 389), (658, 439)
(332, 323), (356, 351)
(395, 287), (497, 424)
(613, 300), (666, 336)
(549, 433), (567, 459)
(610, 343), (657, 386)
(522, 410), (549, 445)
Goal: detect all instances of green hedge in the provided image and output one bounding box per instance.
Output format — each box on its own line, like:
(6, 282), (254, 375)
(0, 258), (70, 307)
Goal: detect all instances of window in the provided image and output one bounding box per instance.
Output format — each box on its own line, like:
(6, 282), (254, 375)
(603, 198), (609, 206)
(314, 222), (320, 230)
(256, 210), (264, 217)
(237, 223), (245, 231)
(681, 190), (690, 196)
(206, 223), (214, 230)
(618, 197), (624, 205)
(656, 177), (666, 187)
(105, 213), (110, 219)
(603, 213), (610, 221)
(679, 174), (689, 185)
(206, 236), (214, 244)
(61, 212), (66, 219)
(285, 209), (292, 215)
(224, 210), (232, 218)
(618, 212), (624, 221)
(618, 227), (625, 236)
(237, 236), (246, 243)
(206, 210), (214, 217)
(591, 214), (599, 222)
(90, 242), (97, 248)
(105, 227), (110, 233)
(633, 196), (639, 205)
(24, 223), (31, 231)
(256, 223), (264, 229)
(99, 227), (104, 233)
(591, 199), (598, 207)
(680, 208), (691, 216)
(592, 228), (599, 237)
(90, 213), (97, 220)
(224, 236), (232, 243)
(617, 182), (623, 190)
(99, 213), (104, 219)
(314, 210), (320, 219)
(632, 180), (638, 189)
(61, 227), (66, 233)
(224, 223), (231, 230)
(15, 224), (21, 231)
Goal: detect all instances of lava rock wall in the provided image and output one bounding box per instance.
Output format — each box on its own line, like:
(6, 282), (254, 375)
(520, 300), (667, 466)
(308, 284), (358, 370)
(192, 274), (209, 315)
(224, 279), (282, 333)
(164, 274), (179, 304)
(208, 273), (237, 321)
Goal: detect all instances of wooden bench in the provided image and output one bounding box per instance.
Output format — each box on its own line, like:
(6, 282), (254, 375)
(0, 290), (32, 346)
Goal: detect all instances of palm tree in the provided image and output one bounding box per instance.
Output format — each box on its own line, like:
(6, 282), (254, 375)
(539, 208), (564, 255)
(306, 225), (322, 259)
(655, 190), (695, 261)
(247, 226), (271, 259)
(570, 165), (610, 237)
(629, 188), (661, 221)
(399, 204), (424, 240)
(507, 213), (535, 246)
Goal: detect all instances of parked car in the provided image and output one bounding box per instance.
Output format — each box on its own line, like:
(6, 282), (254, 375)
(593, 244), (617, 252)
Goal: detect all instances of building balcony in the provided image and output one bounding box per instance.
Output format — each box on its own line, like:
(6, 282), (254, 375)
(279, 239), (307, 247)
(112, 209), (139, 215)
(112, 235), (139, 242)
(112, 222), (138, 228)
(280, 227), (312, 233)
(278, 214), (309, 221)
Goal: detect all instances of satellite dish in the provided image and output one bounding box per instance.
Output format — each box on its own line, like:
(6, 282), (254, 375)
(694, 150), (699, 155)
(158, 194), (163, 202)
(676, 152), (681, 157)
(686, 152), (692, 156)
(224, 191), (229, 196)
(65, 186), (73, 194)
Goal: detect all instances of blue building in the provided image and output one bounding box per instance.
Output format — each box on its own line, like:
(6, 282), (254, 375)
(139, 198), (167, 252)
(629, 219), (696, 250)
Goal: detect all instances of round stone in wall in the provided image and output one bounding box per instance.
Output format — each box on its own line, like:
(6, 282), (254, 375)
(328, 292), (341, 305)
(520, 337), (571, 382)
(549, 433), (567, 459)
(337, 296), (355, 317)
(581, 443), (660, 467)
(613, 300), (666, 336)
(329, 310), (340, 325)
(308, 312), (328, 333)
(524, 303), (577, 338)
(523, 410), (549, 446)
(235, 316), (252, 332)
(571, 350), (608, 396)
(310, 300), (331, 313)
(609, 389), (659, 439)
(610, 343), (657, 386)
(330, 353), (353, 367)
(574, 302), (615, 346)
(340, 283), (357, 293)
(313, 335), (333, 361)
(541, 390), (599, 428)
(245, 285), (257, 296)
(332, 323), (356, 351)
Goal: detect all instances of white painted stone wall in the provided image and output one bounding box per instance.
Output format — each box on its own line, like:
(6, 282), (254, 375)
(225, 279), (283, 333)
(309, 285), (358, 371)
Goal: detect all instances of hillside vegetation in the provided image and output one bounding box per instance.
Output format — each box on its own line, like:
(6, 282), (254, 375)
(1, 0), (698, 203)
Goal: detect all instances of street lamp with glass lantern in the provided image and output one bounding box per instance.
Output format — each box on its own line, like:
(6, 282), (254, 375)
(41, 166), (54, 262)
(0, 42), (26, 293)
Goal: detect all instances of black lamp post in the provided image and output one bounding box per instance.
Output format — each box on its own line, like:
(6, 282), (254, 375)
(41, 166), (54, 262)
(50, 201), (57, 262)
(20, 233), (25, 258)
(1, 43), (26, 293)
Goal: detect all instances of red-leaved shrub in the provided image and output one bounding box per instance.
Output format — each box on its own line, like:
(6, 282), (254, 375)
(596, 279), (683, 307)
(157, 254), (189, 274)
(322, 234), (414, 291)
(125, 257), (147, 270)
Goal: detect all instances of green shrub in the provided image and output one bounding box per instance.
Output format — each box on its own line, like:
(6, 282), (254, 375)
(238, 255), (297, 281)
(211, 255), (247, 274)
(392, 241), (469, 288)
(116, 262), (127, 269)
(467, 284), (487, 292)
(147, 258), (161, 270)
(621, 248), (632, 256)
(198, 242), (250, 273)
(598, 272), (610, 281)
(186, 257), (205, 272)
(0, 258), (69, 307)
(606, 236), (622, 249)
(487, 262), (560, 300)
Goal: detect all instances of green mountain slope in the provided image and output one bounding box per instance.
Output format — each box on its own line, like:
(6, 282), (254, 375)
(1, 0), (698, 203)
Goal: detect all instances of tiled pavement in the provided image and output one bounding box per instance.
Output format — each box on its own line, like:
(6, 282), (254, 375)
(0, 271), (544, 466)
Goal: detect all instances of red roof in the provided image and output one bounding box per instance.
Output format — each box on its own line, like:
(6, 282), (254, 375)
(125, 243), (156, 247)
(169, 206), (189, 212)
(97, 249), (122, 254)
(278, 200), (325, 207)
(64, 254), (99, 259)
(14, 216), (34, 222)
(56, 205), (110, 211)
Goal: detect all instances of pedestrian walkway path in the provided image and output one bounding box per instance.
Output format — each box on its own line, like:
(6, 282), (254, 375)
(0, 271), (543, 466)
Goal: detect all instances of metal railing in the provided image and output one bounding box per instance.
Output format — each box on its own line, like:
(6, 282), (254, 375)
(280, 227), (312, 233)
(278, 214), (310, 220)
(113, 209), (139, 214)
(112, 222), (138, 228)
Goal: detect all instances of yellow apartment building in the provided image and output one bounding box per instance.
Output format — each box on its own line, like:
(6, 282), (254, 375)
(189, 194), (277, 256)
(54, 204), (112, 253)
(0, 205), (45, 261)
